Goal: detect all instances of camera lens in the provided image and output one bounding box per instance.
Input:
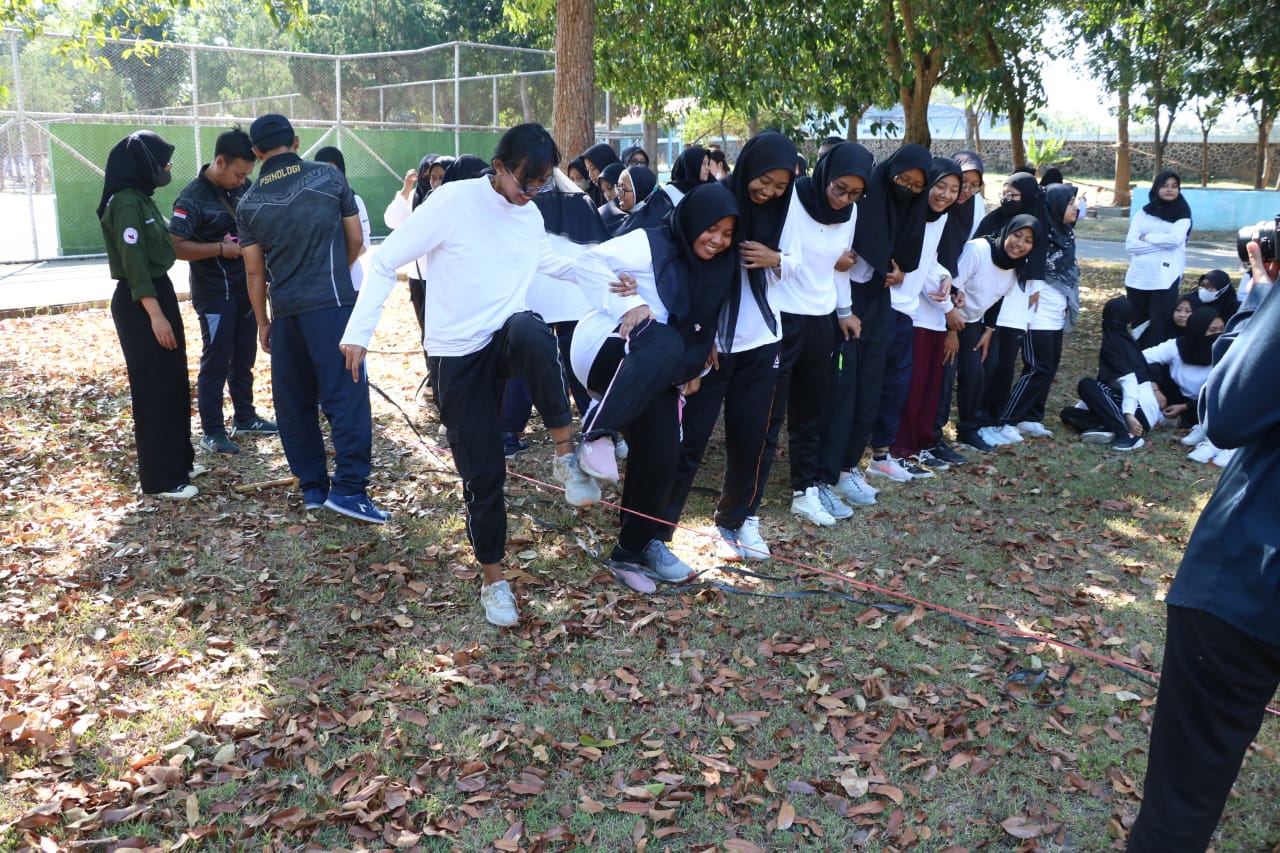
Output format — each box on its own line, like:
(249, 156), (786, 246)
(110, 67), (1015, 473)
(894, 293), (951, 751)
(1237, 217), (1280, 264)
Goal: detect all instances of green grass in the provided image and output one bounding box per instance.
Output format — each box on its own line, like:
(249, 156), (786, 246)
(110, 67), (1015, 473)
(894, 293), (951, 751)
(2, 265), (1277, 852)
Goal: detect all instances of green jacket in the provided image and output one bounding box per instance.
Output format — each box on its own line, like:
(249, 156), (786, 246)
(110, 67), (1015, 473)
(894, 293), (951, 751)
(100, 187), (176, 301)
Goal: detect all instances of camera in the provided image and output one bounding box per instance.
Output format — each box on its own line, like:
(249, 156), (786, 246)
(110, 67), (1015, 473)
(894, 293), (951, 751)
(1237, 216), (1278, 264)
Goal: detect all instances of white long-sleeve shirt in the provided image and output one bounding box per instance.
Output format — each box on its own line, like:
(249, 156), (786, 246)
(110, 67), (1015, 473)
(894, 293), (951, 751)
(1143, 338), (1211, 399)
(891, 214), (948, 319)
(769, 192), (856, 317)
(569, 229), (664, 388)
(954, 238), (1021, 323)
(382, 193), (426, 278)
(342, 176), (575, 357)
(1124, 209), (1190, 291)
(1117, 372), (1165, 428)
(527, 232), (594, 325)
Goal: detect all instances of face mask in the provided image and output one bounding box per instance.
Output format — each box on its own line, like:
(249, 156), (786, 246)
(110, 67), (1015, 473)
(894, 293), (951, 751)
(890, 182), (917, 203)
(1000, 199), (1021, 216)
(1198, 287), (1220, 303)
(153, 168), (172, 189)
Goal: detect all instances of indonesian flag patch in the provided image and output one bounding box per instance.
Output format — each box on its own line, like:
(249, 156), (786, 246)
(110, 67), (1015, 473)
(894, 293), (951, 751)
(173, 208), (188, 219)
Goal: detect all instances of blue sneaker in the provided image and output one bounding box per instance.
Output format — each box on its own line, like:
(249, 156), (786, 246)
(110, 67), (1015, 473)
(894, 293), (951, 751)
(642, 539), (693, 582)
(200, 432), (239, 454)
(324, 492), (390, 524)
(231, 416), (278, 436)
(303, 487), (328, 510)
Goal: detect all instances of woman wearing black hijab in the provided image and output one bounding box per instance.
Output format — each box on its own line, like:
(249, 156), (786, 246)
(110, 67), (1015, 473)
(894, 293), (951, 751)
(1061, 296), (1156, 450)
(660, 130), (798, 561)
(441, 154), (489, 184)
(385, 153), (443, 338)
(761, 142), (873, 535)
(1186, 268), (1239, 320)
(99, 130), (199, 499)
(597, 162), (626, 231)
(1142, 305), (1224, 429)
(611, 165), (673, 237)
(1125, 170), (1192, 347)
(819, 143), (930, 504)
(664, 145), (713, 206)
(581, 142), (621, 207)
(570, 183), (740, 591)
(620, 145), (649, 168)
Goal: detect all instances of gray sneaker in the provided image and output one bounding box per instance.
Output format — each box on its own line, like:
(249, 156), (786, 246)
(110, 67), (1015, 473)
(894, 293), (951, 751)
(816, 484), (855, 520)
(480, 580), (519, 627)
(553, 452), (601, 507)
(642, 540), (694, 581)
(832, 470), (877, 506)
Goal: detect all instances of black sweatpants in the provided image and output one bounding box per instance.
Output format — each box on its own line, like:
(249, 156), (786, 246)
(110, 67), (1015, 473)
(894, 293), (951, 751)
(582, 320), (685, 557)
(111, 275), (195, 494)
(1127, 605), (1280, 852)
(1130, 280), (1180, 349)
(983, 325), (1024, 427)
(763, 312), (835, 492)
(869, 310), (915, 450)
(934, 357), (958, 441)
(662, 341), (781, 534)
(431, 312), (572, 566)
(498, 321), (592, 433)
(954, 323), (988, 436)
(1000, 328), (1063, 426)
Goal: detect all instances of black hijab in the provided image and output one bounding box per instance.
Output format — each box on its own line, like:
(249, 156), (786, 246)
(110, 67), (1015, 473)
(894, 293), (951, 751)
(582, 142), (620, 173)
(567, 156), (589, 182)
(1176, 307), (1219, 366)
(669, 146), (711, 193)
(925, 157), (962, 223)
(851, 142), (931, 283)
(314, 146), (346, 174)
(620, 145), (649, 167)
(794, 141), (873, 225)
(1098, 297), (1150, 384)
(987, 213), (1043, 271)
(599, 162), (624, 192)
(442, 154), (488, 184)
(938, 149), (984, 277)
(975, 171), (1050, 280)
(98, 130), (175, 218)
(1039, 167), (1064, 186)
(412, 154), (440, 209)
(1187, 269), (1239, 319)
(645, 182), (740, 383)
(535, 185), (609, 246)
(1143, 170), (1192, 227)
(612, 166), (670, 237)
(721, 129), (797, 341)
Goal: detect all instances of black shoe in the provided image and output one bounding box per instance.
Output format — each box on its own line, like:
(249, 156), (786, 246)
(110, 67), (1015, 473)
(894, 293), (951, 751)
(929, 439), (967, 466)
(956, 431), (994, 453)
(1110, 434), (1145, 452)
(502, 432), (529, 459)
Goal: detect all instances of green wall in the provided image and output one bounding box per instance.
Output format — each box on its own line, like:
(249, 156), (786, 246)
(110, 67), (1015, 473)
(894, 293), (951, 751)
(47, 124), (502, 256)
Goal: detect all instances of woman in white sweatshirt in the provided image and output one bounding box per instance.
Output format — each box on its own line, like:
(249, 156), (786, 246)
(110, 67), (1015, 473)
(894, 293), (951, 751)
(1125, 170), (1192, 347)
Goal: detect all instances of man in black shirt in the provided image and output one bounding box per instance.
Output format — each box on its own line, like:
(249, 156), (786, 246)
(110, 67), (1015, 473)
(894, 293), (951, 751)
(239, 114), (386, 524)
(170, 127), (276, 455)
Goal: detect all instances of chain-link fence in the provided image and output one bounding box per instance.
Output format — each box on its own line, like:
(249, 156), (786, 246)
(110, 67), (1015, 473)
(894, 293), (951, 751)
(0, 31), (642, 261)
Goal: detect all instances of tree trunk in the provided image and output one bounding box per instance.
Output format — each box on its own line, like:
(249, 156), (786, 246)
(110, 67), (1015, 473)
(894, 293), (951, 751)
(1200, 127), (1210, 186)
(518, 76), (532, 122)
(901, 92), (931, 147)
(1153, 115), (1163, 175)
(965, 102), (978, 150)
(1255, 117), (1268, 189)
(643, 117), (659, 166)
(1008, 104), (1026, 171)
(552, 0), (595, 165)
(1114, 89), (1132, 208)
(844, 101), (866, 141)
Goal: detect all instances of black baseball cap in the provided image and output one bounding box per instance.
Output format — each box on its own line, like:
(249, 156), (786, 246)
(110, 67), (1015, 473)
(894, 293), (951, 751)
(250, 114), (295, 151)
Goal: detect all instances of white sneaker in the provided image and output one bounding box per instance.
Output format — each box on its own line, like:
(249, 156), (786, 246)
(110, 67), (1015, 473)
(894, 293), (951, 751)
(791, 487), (837, 526)
(979, 425), (1013, 446)
(716, 526), (746, 561)
(150, 484), (198, 500)
(614, 438), (630, 460)
(480, 580), (519, 627)
(1187, 440), (1219, 463)
(1081, 430), (1115, 445)
(737, 516), (771, 560)
(553, 453), (601, 507)
(997, 424), (1025, 443)
(1016, 421), (1053, 438)
(188, 463), (209, 479)
(1211, 447), (1236, 467)
(833, 469), (877, 505)
(816, 484), (855, 520)
(1180, 424), (1206, 447)
(866, 456), (912, 483)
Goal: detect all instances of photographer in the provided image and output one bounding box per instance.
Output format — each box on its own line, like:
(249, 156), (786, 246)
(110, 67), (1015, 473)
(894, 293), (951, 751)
(1126, 238), (1280, 852)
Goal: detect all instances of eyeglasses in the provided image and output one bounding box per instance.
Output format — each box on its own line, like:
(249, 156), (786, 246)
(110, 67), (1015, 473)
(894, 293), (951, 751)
(827, 182), (864, 201)
(1001, 191), (1021, 201)
(961, 181), (983, 193)
(893, 173), (925, 193)
(626, 157), (647, 167)
(503, 169), (552, 197)
(616, 185), (633, 195)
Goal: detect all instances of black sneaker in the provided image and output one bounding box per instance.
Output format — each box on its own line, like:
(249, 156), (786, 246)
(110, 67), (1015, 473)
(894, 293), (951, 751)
(929, 439), (967, 466)
(502, 432), (530, 459)
(956, 431), (994, 453)
(231, 416), (278, 435)
(1111, 434), (1145, 452)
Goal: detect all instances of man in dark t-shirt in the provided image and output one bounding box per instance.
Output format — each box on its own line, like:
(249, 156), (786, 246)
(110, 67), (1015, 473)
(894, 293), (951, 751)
(170, 127), (276, 455)
(239, 114), (386, 524)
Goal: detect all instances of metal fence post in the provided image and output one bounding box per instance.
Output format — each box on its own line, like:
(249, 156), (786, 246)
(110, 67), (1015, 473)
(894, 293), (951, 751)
(453, 42), (460, 156)
(10, 31), (37, 258)
(335, 56), (343, 150)
(190, 46), (201, 167)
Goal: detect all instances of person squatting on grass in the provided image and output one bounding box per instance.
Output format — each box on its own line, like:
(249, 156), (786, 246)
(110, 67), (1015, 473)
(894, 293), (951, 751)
(339, 123), (599, 629)
(1125, 241), (1280, 853)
